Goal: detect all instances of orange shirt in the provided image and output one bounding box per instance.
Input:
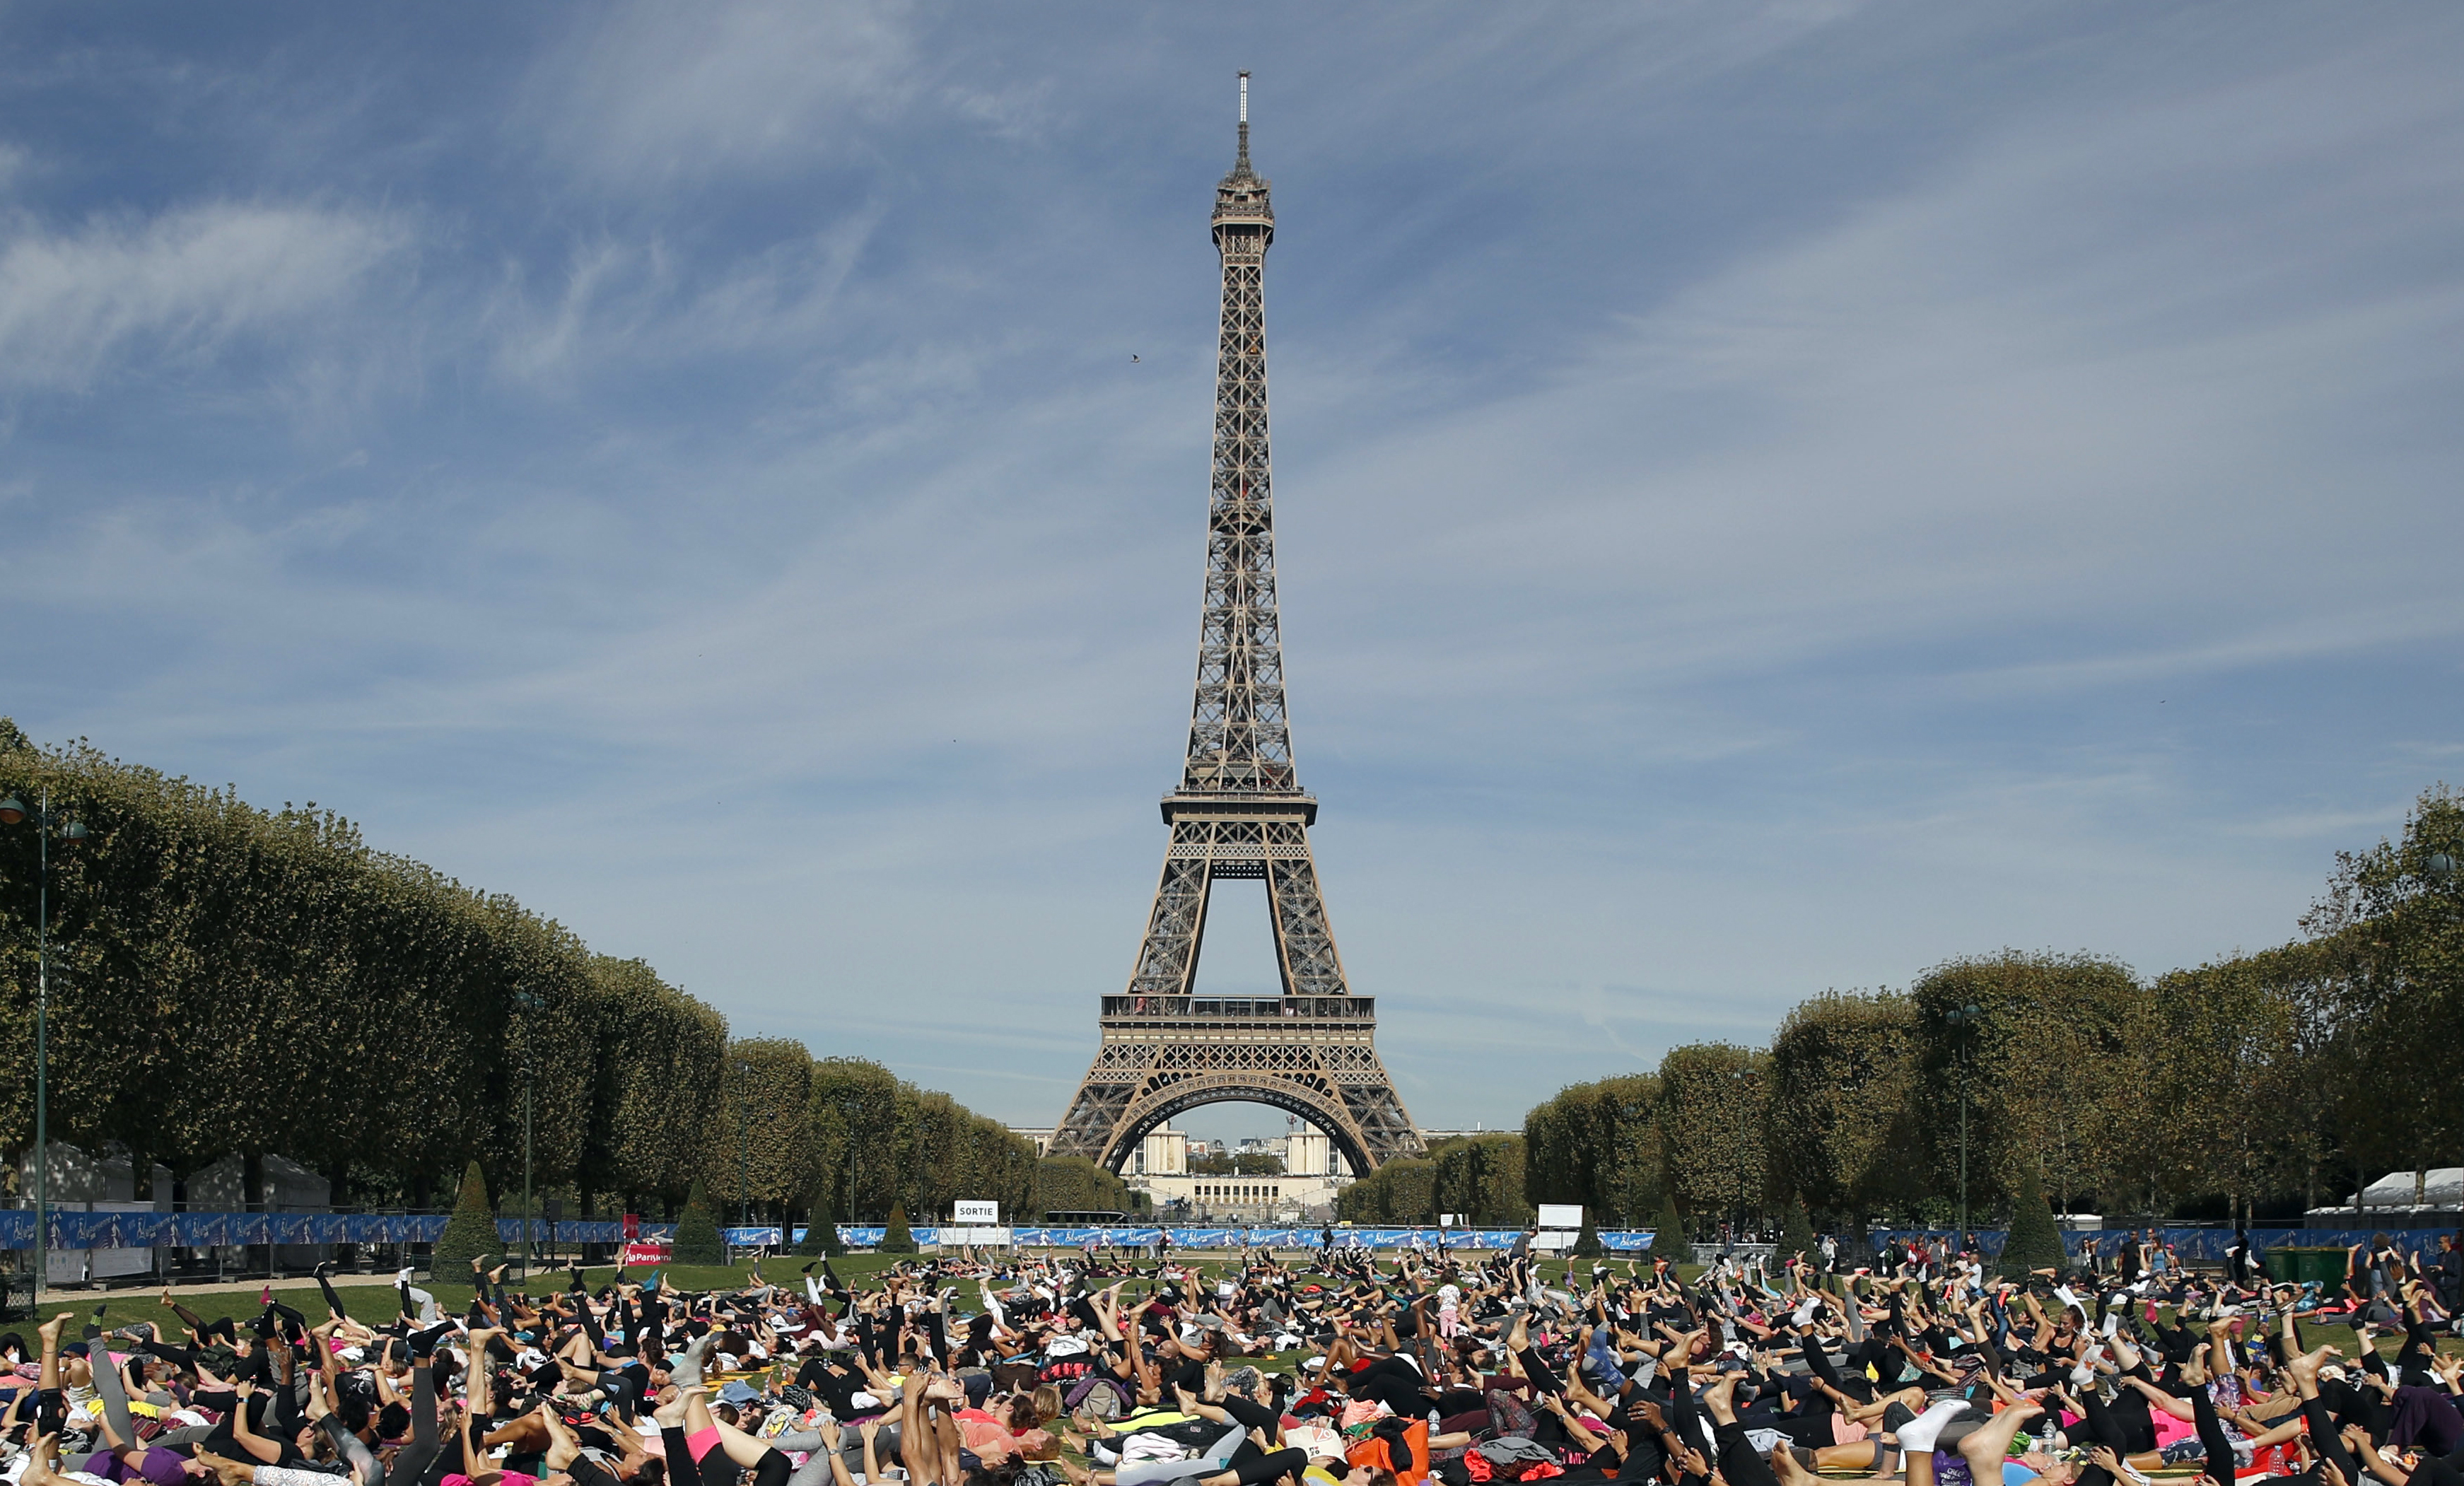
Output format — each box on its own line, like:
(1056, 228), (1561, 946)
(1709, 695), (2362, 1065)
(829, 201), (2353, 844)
(1346, 1422), (1432, 1486)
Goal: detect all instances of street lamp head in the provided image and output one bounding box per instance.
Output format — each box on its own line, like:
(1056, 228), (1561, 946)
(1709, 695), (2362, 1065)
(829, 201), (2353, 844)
(60, 820), (86, 843)
(0, 796), (25, 825)
(2428, 851), (2458, 884)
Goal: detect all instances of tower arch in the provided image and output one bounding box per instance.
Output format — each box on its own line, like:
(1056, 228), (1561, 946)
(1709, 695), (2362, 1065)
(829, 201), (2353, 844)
(1103, 1084), (1371, 1177)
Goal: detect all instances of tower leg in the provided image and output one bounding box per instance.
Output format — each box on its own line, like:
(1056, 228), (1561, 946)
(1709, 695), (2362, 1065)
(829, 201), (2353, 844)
(1264, 823), (1349, 998)
(1125, 826), (1214, 998)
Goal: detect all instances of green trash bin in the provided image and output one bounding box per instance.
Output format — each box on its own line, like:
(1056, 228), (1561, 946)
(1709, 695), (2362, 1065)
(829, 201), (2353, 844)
(2267, 1246), (2347, 1286)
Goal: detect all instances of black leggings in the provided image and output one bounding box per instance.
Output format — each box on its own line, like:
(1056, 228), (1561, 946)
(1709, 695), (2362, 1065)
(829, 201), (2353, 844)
(2187, 1387), (2237, 1486)
(1350, 1356), (1433, 1412)
(703, 1448), (789, 1486)
(1216, 1396), (1284, 1436)
(1226, 1446), (1307, 1485)
(1714, 1420), (1782, 1486)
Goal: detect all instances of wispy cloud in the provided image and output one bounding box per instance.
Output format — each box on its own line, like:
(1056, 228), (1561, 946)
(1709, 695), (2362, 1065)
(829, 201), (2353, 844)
(0, 203), (407, 393)
(527, 0), (923, 185)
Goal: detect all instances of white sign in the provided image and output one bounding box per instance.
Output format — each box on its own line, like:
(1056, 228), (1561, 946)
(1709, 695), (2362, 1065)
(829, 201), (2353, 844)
(1536, 1204), (1584, 1230)
(953, 1200), (1000, 1224)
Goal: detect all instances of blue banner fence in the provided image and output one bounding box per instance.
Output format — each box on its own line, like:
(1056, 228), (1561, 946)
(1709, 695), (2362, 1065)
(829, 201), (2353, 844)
(11, 1212), (2439, 1258)
(1862, 1227), (2462, 1265)
(0, 1215), (1618, 1253)
(0, 1212), (656, 1250)
(739, 1227), (1649, 1251)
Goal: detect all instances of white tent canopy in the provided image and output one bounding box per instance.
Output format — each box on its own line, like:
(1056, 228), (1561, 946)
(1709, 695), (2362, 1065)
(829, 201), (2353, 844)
(2305, 1168), (2464, 1215)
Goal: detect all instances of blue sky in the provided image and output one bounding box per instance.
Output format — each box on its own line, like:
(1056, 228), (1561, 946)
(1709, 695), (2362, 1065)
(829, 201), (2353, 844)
(4, 2), (2460, 1145)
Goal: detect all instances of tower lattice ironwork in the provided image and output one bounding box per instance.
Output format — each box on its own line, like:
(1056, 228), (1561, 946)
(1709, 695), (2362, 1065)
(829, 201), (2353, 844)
(1051, 76), (1423, 1176)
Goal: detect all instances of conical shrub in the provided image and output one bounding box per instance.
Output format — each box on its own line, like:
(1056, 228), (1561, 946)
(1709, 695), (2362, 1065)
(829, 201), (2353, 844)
(1652, 1191), (1693, 1266)
(1998, 1164), (2064, 1279)
(1780, 1198), (1818, 1268)
(798, 1184), (844, 1257)
(879, 1200), (916, 1254)
(671, 1178), (725, 1265)
(431, 1160), (501, 1273)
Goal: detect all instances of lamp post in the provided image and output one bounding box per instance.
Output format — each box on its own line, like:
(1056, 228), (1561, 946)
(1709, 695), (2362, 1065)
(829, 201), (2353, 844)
(732, 1059), (752, 1231)
(1, 790), (88, 1306)
(1731, 1065), (1751, 1245)
(513, 988), (540, 1282)
(1944, 1003), (1982, 1251)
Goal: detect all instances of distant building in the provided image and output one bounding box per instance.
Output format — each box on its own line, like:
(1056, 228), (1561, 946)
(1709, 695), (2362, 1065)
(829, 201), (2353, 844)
(1121, 1118), (1350, 1220)
(1138, 1124), (1189, 1176)
(1283, 1130), (1333, 1176)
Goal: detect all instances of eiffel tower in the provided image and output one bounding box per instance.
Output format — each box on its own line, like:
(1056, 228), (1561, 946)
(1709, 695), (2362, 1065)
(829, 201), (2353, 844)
(1050, 76), (1423, 1176)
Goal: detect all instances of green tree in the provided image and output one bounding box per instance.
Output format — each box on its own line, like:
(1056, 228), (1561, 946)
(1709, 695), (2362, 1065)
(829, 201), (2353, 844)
(798, 1183), (843, 1256)
(1430, 1135), (1532, 1224)
(0, 721), (735, 1212)
(879, 1200), (916, 1253)
(1911, 952), (2147, 1218)
(705, 1039), (817, 1222)
(671, 1177), (724, 1263)
(2301, 786), (2464, 1212)
(580, 957), (728, 1213)
(432, 1160), (500, 1272)
(1779, 1197), (1818, 1270)
(1524, 1075), (1659, 1225)
(1658, 1043), (1767, 1227)
(1765, 991), (1923, 1225)
(1337, 1152), (1437, 1224)
(1034, 1155), (1133, 1216)
(1999, 1163), (2062, 1278)
(2143, 954), (2309, 1228)
(1652, 1190), (1692, 1265)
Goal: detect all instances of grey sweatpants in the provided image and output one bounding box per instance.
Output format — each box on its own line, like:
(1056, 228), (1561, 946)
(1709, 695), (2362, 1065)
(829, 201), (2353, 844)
(1113, 1424), (1249, 1486)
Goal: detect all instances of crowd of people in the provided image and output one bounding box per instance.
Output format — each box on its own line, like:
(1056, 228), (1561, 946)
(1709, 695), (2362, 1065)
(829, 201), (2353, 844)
(1, 1234), (2460, 1486)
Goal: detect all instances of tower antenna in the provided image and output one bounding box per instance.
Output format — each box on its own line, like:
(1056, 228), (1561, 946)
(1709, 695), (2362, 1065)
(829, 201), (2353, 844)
(1237, 71), (1250, 165)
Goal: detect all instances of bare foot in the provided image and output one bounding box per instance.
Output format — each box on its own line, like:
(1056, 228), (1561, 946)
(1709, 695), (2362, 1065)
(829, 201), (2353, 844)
(1770, 1443), (1822, 1486)
(1699, 1371), (1741, 1425)
(194, 1451), (256, 1486)
(1958, 1398), (2041, 1480)
(2284, 1345), (2334, 1398)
